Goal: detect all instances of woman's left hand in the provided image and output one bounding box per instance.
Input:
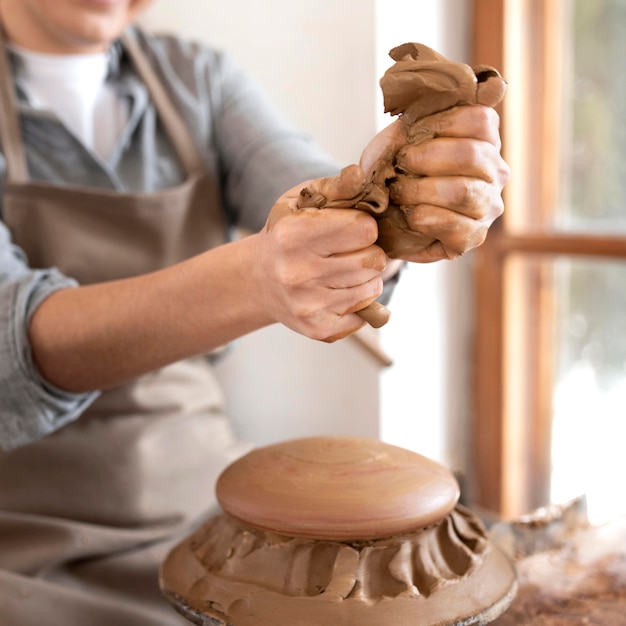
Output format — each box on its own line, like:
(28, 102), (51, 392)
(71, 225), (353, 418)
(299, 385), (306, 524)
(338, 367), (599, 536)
(386, 105), (510, 262)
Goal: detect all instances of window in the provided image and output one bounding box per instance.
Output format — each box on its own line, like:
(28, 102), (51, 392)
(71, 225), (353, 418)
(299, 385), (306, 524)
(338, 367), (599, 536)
(470, 0), (626, 522)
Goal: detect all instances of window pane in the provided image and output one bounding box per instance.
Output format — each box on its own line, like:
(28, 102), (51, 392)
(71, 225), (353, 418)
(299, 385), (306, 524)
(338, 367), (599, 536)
(556, 0), (626, 233)
(551, 258), (626, 523)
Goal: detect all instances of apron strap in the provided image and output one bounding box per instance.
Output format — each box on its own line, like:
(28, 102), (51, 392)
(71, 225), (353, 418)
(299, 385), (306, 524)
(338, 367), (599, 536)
(0, 25), (28, 184)
(121, 28), (205, 177)
(0, 24), (206, 183)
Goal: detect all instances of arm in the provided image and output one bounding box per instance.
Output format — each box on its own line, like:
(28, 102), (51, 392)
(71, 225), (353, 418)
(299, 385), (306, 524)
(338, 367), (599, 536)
(14, 107), (506, 435)
(9, 38), (508, 445)
(29, 175), (385, 394)
(0, 35), (391, 450)
(0, 222), (98, 450)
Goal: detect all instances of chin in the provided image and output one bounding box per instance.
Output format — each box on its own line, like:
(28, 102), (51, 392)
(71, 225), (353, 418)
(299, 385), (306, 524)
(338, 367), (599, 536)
(58, 13), (130, 52)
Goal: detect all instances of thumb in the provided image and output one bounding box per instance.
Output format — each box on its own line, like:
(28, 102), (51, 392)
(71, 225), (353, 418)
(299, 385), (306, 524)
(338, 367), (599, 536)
(297, 164), (367, 209)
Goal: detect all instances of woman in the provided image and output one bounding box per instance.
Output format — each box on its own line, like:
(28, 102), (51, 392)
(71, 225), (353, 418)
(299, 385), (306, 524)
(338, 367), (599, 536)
(0, 0), (510, 623)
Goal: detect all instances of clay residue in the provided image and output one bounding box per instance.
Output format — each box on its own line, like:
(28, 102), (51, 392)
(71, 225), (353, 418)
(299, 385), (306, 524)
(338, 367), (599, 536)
(160, 505), (518, 626)
(492, 517), (626, 626)
(296, 42), (507, 260)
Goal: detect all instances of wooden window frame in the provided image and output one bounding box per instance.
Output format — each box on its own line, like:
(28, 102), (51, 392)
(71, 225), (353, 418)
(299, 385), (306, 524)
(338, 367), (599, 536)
(470, 0), (626, 518)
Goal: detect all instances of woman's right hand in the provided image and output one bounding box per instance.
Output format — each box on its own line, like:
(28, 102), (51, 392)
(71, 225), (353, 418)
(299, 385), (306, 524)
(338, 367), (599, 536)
(252, 172), (388, 342)
(27, 170), (389, 394)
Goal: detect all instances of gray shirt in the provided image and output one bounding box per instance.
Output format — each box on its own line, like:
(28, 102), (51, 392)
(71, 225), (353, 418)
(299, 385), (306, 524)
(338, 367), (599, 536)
(0, 28), (397, 451)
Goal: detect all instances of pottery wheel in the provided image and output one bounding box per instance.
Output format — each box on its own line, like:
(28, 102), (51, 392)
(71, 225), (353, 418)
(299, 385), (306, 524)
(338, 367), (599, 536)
(160, 436), (517, 626)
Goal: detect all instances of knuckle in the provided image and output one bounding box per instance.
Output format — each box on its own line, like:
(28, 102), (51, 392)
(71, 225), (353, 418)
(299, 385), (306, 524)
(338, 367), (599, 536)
(473, 222), (490, 247)
(452, 179), (478, 210)
(466, 104), (498, 131)
(460, 139), (484, 167)
(291, 300), (318, 325)
(498, 158), (512, 185)
(275, 264), (300, 288)
(492, 195), (505, 219)
(272, 219), (297, 249)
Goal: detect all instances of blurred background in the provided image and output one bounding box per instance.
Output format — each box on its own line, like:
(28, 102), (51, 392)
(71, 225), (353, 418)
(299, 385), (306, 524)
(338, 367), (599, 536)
(140, 0), (626, 525)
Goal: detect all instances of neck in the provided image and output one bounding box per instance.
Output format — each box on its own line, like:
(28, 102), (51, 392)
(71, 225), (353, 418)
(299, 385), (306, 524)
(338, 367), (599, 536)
(0, 5), (114, 55)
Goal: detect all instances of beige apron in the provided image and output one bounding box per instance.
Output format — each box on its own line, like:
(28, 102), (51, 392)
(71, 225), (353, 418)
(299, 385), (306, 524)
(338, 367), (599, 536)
(0, 29), (250, 625)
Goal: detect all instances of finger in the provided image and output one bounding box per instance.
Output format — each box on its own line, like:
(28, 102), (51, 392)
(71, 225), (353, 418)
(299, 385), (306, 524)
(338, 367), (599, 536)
(409, 105), (503, 147)
(400, 240), (460, 263)
(299, 307), (366, 343)
(356, 301), (391, 329)
(339, 276), (385, 316)
(360, 119), (405, 175)
(297, 164), (366, 208)
(297, 278), (383, 343)
(395, 138), (509, 184)
(275, 208), (379, 258)
(390, 176), (501, 221)
(321, 314), (366, 343)
(323, 244), (387, 289)
(402, 204), (491, 257)
(268, 167), (368, 228)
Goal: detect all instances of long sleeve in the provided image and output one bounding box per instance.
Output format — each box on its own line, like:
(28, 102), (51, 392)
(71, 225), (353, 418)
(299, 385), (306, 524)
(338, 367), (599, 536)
(133, 30), (342, 232)
(0, 223), (98, 451)
(210, 51), (342, 232)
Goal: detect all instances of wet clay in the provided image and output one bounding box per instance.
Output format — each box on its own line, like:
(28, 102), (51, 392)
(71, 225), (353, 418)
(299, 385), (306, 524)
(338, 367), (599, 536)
(295, 42), (507, 260)
(268, 42), (506, 329)
(160, 437), (517, 626)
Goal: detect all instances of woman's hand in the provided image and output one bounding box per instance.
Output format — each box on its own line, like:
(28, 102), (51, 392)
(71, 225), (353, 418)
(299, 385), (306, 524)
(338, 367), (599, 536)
(253, 172), (388, 342)
(386, 105), (510, 262)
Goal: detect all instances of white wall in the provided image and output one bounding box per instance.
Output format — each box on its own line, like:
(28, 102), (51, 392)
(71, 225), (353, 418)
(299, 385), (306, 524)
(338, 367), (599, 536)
(140, 0), (474, 473)
(140, 0), (384, 445)
(375, 1), (473, 473)
(140, 0), (377, 165)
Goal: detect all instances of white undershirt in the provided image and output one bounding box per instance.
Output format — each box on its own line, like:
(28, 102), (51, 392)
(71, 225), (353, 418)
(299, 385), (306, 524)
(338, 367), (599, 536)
(10, 44), (128, 162)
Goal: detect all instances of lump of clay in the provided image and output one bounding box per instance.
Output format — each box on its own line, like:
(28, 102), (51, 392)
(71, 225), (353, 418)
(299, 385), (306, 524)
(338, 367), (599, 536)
(267, 42), (506, 329)
(297, 42), (507, 260)
(160, 436), (517, 626)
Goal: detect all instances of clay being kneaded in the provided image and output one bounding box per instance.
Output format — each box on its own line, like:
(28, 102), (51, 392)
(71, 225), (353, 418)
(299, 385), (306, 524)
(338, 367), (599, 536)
(295, 42), (507, 260)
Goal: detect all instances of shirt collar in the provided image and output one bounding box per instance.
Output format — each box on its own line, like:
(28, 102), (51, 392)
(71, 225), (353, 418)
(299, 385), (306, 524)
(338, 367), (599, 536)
(6, 37), (125, 83)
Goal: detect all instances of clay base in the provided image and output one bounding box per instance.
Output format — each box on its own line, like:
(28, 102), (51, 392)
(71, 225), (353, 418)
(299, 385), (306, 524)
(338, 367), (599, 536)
(160, 506), (517, 626)
(166, 585), (517, 626)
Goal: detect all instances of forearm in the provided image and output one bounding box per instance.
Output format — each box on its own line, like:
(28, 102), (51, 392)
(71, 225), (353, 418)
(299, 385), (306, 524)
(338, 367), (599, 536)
(0, 268), (99, 450)
(28, 176), (393, 395)
(28, 236), (271, 393)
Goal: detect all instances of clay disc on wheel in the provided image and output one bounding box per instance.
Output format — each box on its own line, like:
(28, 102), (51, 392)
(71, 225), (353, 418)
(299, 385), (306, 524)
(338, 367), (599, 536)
(216, 435), (460, 540)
